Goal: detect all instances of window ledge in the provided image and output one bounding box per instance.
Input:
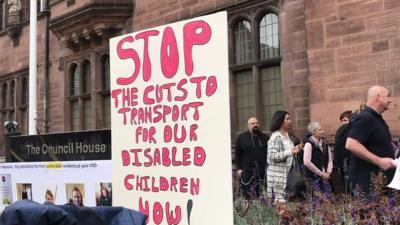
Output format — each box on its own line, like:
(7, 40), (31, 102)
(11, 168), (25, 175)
(49, 1), (133, 52)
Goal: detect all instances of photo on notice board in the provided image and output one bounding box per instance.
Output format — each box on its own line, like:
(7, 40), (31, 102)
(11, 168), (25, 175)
(0, 174), (12, 206)
(95, 182), (112, 206)
(16, 183), (32, 200)
(44, 184), (57, 204)
(66, 183), (85, 206)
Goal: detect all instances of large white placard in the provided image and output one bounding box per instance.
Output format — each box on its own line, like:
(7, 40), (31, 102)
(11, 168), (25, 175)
(110, 12), (233, 225)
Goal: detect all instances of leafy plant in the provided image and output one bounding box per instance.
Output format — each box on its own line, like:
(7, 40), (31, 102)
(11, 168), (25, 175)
(233, 172), (400, 225)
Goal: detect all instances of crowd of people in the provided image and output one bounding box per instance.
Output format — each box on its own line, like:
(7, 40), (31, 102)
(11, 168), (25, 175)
(234, 85), (398, 203)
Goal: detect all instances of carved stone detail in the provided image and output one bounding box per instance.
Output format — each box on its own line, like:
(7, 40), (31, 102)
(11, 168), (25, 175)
(49, 1), (134, 52)
(6, 11), (22, 46)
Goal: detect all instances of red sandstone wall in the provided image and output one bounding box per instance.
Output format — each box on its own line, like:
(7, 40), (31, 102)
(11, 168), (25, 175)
(305, 0), (400, 138)
(280, 0), (310, 137)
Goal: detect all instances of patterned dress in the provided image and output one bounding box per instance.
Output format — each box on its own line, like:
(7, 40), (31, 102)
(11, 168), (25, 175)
(266, 131), (294, 203)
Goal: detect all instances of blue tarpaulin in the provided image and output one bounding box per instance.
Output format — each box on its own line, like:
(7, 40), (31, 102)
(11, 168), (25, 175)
(0, 200), (147, 225)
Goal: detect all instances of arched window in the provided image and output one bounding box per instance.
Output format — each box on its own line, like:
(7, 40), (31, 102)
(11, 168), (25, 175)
(1, 83), (7, 109)
(68, 61), (92, 131)
(20, 77), (29, 134)
(70, 64), (79, 96)
(9, 81), (15, 120)
(66, 52), (111, 131)
(259, 13), (282, 129)
(234, 70), (255, 129)
(0, 82), (6, 129)
(21, 78), (28, 105)
(70, 100), (79, 131)
(102, 55), (110, 90)
(100, 54), (110, 128)
(0, 74), (28, 135)
(260, 13), (279, 59)
(230, 9), (282, 132)
(81, 60), (92, 130)
(82, 61), (91, 94)
(261, 66), (282, 129)
(83, 98), (91, 130)
(10, 81), (15, 107)
(233, 20), (252, 64)
(0, 0), (5, 30)
(68, 63), (80, 130)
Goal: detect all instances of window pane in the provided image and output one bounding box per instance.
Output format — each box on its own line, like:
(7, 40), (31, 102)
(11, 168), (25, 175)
(83, 62), (91, 94)
(102, 56), (110, 90)
(84, 99), (91, 130)
(260, 13), (280, 60)
(20, 109), (28, 135)
(0, 112), (5, 129)
(37, 0), (42, 13)
(261, 66), (282, 130)
(10, 81), (15, 107)
(235, 70), (254, 131)
(233, 20), (252, 64)
(70, 66), (79, 96)
(103, 95), (111, 128)
(0, 1), (4, 30)
(10, 110), (15, 121)
(2, 83), (7, 109)
(71, 101), (79, 131)
(22, 79), (28, 105)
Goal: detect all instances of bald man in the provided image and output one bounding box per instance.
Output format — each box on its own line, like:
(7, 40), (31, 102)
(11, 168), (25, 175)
(234, 117), (269, 198)
(345, 85), (396, 194)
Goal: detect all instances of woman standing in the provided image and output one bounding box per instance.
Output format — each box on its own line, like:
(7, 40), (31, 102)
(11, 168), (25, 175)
(267, 111), (301, 203)
(99, 187), (112, 206)
(303, 121), (333, 193)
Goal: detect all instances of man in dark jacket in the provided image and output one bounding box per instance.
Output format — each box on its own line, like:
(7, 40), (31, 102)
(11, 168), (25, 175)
(333, 110), (353, 191)
(234, 117), (269, 199)
(346, 85), (396, 195)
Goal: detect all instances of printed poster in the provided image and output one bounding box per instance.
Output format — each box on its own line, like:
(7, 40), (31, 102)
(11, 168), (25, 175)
(0, 161), (112, 212)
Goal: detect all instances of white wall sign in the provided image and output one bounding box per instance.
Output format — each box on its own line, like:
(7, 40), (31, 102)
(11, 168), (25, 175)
(0, 160), (112, 212)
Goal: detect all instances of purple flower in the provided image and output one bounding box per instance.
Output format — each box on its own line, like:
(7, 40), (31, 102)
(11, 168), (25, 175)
(311, 194), (318, 212)
(270, 187), (276, 205)
(249, 168), (259, 199)
(322, 180), (332, 199)
(260, 196), (267, 205)
(249, 181), (258, 199)
(312, 179), (321, 192)
(350, 208), (357, 220)
(389, 196), (396, 210)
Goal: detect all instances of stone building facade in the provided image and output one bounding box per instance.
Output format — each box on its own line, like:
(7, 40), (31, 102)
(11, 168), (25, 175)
(0, 0), (400, 157)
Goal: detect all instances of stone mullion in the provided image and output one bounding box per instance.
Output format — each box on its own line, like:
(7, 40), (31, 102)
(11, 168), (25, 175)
(90, 52), (98, 129)
(251, 16), (262, 121)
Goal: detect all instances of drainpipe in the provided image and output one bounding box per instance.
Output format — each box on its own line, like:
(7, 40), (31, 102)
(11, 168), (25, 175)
(44, 0), (50, 133)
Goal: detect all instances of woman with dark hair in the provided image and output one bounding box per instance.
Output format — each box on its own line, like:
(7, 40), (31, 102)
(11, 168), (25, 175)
(266, 111), (302, 203)
(99, 187), (112, 206)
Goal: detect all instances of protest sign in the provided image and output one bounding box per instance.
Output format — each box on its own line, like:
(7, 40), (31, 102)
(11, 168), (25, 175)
(110, 11), (233, 225)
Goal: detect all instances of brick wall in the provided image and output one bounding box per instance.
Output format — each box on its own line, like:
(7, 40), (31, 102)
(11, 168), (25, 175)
(280, 0), (310, 138)
(305, 0), (400, 139)
(131, 0), (239, 31)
